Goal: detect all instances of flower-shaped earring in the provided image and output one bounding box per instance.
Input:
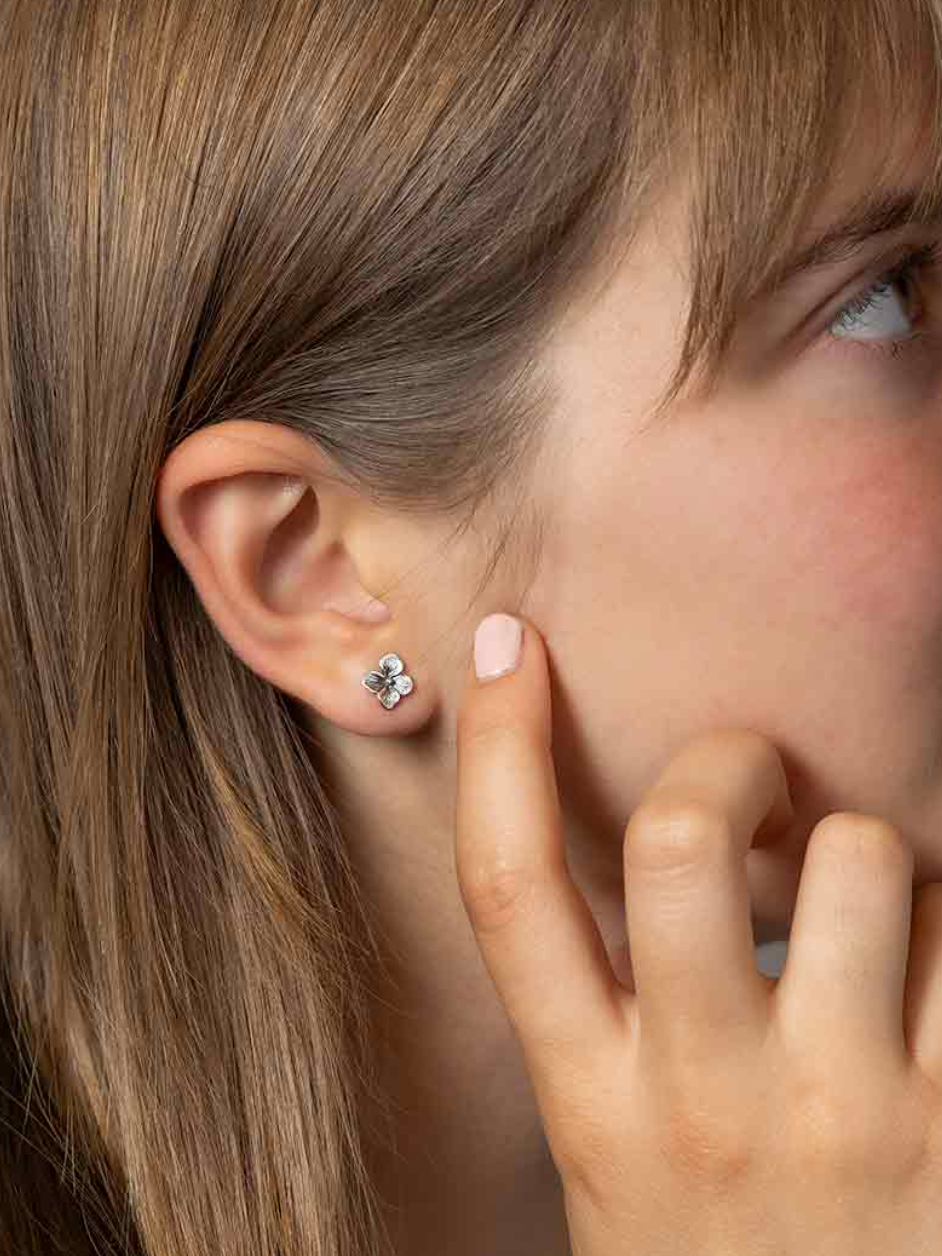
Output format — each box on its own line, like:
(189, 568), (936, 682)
(361, 653), (415, 710)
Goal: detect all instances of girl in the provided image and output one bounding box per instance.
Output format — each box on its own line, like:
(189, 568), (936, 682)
(3, 1), (942, 1253)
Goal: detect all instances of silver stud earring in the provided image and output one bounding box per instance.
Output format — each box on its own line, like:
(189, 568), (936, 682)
(361, 652), (415, 710)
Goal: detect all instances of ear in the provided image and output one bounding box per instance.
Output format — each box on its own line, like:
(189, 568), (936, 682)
(154, 420), (433, 735)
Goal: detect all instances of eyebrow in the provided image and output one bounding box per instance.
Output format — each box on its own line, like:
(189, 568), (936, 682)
(764, 185), (942, 293)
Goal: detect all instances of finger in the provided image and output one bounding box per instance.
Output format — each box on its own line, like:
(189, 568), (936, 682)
(903, 882), (942, 1081)
(455, 614), (624, 1093)
(623, 729), (795, 1063)
(775, 813), (913, 1065)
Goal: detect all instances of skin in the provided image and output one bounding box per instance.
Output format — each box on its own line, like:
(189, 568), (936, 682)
(155, 117), (942, 1255)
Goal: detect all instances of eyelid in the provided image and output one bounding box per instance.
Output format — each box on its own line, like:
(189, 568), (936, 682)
(829, 240), (941, 331)
(726, 231), (942, 381)
(809, 237), (942, 374)
(789, 233), (942, 347)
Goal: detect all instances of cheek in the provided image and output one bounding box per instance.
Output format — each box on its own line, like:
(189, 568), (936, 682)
(767, 443), (942, 644)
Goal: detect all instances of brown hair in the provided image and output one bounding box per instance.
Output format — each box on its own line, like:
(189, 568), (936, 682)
(2, 2), (942, 1253)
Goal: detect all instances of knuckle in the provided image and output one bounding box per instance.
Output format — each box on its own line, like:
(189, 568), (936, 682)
(788, 1074), (888, 1174)
(812, 812), (913, 874)
(626, 799), (733, 872)
(539, 1054), (637, 1204)
(545, 1096), (620, 1201)
(661, 1103), (756, 1188)
(459, 862), (540, 935)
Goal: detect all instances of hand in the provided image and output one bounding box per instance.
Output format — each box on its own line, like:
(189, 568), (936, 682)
(455, 614), (942, 1255)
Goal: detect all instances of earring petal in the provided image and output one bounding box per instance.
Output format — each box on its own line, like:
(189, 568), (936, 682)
(379, 687), (401, 709)
(392, 674), (413, 696)
(379, 653), (403, 677)
(362, 671), (387, 693)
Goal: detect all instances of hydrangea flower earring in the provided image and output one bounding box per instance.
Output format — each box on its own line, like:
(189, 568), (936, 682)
(361, 652), (415, 710)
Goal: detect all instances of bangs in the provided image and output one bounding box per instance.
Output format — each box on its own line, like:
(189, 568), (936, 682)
(626, 0), (942, 415)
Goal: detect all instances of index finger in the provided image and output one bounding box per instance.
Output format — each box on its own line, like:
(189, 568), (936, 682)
(455, 614), (625, 1087)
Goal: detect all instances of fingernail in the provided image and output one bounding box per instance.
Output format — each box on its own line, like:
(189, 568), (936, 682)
(474, 614), (523, 682)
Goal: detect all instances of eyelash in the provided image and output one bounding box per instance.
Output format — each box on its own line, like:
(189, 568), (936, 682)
(827, 240), (942, 361)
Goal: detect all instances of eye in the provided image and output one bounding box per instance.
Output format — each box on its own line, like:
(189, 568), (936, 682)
(827, 241), (942, 349)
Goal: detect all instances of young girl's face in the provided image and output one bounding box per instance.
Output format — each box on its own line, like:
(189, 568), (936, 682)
(521, 124), (942, 935)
